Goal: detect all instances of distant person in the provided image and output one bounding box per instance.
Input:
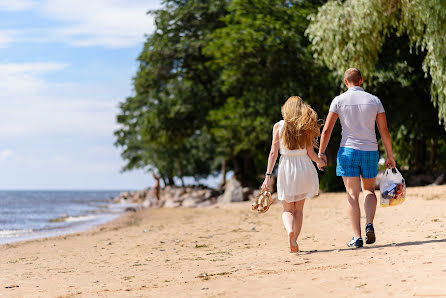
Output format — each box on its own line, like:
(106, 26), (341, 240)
(152, 173), (161, 201)
(318, 68), (396, 248)
(262, 96), (325, 253)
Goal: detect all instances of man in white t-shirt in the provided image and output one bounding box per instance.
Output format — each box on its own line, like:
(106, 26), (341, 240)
(318, 68), (396, 248)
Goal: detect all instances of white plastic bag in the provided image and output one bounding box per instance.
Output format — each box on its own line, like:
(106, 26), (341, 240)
(380, 167), (406, 207)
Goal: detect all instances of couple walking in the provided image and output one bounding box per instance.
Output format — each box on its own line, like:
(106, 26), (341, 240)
(262, 68), (395, 252)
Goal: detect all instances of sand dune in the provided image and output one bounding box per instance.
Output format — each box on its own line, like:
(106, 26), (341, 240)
(1, 185), (446, 297)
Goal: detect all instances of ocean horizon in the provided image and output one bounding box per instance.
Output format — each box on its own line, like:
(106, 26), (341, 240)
(0, 190), (137, 244)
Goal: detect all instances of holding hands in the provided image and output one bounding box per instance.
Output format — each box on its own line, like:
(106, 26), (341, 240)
(317, 152), (327, 171)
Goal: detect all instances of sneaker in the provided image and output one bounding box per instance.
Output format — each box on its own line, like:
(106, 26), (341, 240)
(347, 237), (363, 248)
(365, 223), (376, 244)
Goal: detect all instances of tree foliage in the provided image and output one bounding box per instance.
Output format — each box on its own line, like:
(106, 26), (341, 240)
(115, 0), (228, 184)
(306, 0), (446, 127)
(115, 0), (446, 189)
(204, 0), (336, 186)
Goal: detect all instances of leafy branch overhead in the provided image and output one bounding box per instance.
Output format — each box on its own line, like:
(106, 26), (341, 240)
(306, 0), (446, 127)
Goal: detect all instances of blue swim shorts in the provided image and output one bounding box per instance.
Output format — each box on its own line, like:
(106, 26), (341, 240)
(336, 147), (379, 179)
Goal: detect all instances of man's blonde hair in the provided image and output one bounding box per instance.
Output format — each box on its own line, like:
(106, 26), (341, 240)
(280, 96), (321, 150)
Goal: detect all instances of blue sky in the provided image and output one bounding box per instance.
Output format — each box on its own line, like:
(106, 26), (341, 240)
(0, 0), (164, 190)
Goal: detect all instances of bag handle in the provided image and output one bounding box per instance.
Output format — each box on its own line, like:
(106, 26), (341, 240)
(384, 167), (399, 176)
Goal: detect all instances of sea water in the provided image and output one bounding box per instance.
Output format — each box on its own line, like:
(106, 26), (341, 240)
(0, 190), (135, 244)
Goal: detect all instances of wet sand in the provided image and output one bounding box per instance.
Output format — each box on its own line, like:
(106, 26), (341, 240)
(1, 185), (446, 297)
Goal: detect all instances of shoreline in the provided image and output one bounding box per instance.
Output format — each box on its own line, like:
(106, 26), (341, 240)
(0, 193), (138, 245)
(0, 206), (137, 249)
(1, 185), (446, 297)
(0, 213), (123, 245)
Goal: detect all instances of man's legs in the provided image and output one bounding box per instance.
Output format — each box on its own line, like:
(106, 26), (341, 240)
(361, 177), (377, 224)
(342, 176), (361, 238)
(361, 177), (377, 244)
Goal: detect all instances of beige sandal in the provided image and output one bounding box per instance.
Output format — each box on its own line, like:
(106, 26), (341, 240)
(251, 189), (273, 213)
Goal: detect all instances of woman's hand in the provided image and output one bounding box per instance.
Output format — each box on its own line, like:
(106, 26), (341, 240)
(316, 158), (326, 171)
(261, 176), (271, 191)
(317, 152), (327, 171)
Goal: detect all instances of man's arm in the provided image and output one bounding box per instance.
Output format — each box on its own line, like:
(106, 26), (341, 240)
(376, 112), (396, 168)
(318, 112), (338, 165)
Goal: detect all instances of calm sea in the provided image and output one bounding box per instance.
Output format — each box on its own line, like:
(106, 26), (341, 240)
(0, 190), (135, 244)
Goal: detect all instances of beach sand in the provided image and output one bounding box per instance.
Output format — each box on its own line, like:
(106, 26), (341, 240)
(1, 185), (446, 297)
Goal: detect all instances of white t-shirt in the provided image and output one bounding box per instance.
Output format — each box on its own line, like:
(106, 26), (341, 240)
(329, 86), (385, 151)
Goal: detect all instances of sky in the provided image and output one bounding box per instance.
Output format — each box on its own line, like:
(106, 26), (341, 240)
(0, 0), (164, 190)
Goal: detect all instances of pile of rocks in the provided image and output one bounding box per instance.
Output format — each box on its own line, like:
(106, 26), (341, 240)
(114, 178), (259, 209)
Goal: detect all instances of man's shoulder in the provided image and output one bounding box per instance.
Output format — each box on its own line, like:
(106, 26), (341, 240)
(343, 89), (380, 102)
(361, 90), (379, 100)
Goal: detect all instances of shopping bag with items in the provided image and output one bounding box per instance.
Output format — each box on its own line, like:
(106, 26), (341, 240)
(380, 167), (406, 207)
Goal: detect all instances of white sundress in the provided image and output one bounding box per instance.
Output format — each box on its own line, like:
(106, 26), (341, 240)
(277, 120), (319, 202)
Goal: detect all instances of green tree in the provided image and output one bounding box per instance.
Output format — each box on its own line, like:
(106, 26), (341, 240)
(306, 0), (446, 173)
(205, 0), (336, 186)
(306, 0), (446, 127)
(370, 34), (446, 172)
(115, 0), (228, 185)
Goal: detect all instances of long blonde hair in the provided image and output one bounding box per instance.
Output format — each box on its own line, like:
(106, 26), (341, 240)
(280, 96), (321, 150)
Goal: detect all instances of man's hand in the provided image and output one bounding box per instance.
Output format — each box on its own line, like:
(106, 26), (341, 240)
(316, 159), (326, 171)
(385, 156), (396, 169)
(318, 153), (327, 168)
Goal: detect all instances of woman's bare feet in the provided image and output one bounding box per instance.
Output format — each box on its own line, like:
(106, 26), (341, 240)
(288, 232), (299, 253)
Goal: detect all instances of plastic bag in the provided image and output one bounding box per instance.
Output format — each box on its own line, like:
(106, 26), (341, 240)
(380, 167), (406, 207)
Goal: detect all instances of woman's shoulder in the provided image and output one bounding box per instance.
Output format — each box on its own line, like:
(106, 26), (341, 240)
(274, 120), (284, 130)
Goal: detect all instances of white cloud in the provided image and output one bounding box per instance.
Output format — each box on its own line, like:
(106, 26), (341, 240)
(40, 0), (160, 48)
(0, 62), (67, 74)
(0, 30), (14, 48)
(0, 149), (13, 161)
(0, 62), (68, 96)
(0, 62), (121, 138)
(0, 1), (160, 48)
(0, 0), (35, 11)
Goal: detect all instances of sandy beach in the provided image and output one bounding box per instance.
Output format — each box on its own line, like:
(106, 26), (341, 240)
(1, 185), (446, 297)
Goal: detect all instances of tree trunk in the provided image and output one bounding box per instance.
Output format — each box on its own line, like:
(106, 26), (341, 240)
(168, 176), (175, 186)
(231, 156), (241, 180)
(414, 138), (426, 172)
(429, 140), (437, 168)
(220, 159), (227, 187)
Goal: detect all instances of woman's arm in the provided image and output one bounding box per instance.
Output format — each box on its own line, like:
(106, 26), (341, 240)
(261, 123), (280, 190)
(376, 112), (396, 168)
(318, 112), (338, 165)
(307, 144), (326, 171)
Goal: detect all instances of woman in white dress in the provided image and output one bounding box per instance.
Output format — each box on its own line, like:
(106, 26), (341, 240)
(262, 96), (325, 253)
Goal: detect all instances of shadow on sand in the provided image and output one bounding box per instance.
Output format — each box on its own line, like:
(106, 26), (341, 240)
(300, 238), (446, 255)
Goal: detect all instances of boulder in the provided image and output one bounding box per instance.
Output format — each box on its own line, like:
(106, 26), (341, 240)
(218, 178), (243, 204)
(119, 192), (129, 200)
(242, 187), (255, 201)
(164, 200), (181, 208)
(125, 206), (138, 212)
(181, 198), (199, 208)
(429, 174), (445, 186)
(196, 200), (214, 208)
